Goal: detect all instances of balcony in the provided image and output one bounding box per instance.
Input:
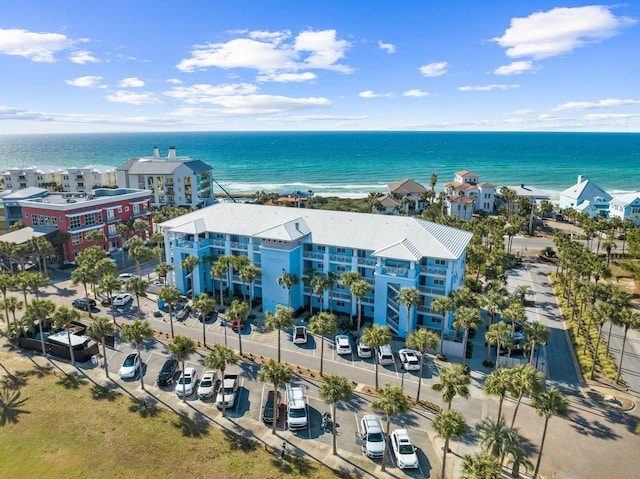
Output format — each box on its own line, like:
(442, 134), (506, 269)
(230, 241), (248, 251)
(133, 209), (150, 217)
(420, 285), (446, 295)
(175, 238), (211, 249)
(380, 266), (409, 277)
(105, 215), (122, 224)
(420, 265), (447, 276)
(329, 254), (351, 264)
(357, 257), (377, 266)
(303, 251), (324, 260)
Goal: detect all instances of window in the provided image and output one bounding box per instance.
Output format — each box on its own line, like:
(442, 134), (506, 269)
(434, 278), (445, 286)
(85, 214), (95, 226)
(69, 216), (81, 229)
(435, 259), (446, 266)
(133, 204), (140, 213)
(336, 265), (346, 272)
(337, 247), (346, 254)
(109, 224), (116, 235)
(71, 232), (83, 245)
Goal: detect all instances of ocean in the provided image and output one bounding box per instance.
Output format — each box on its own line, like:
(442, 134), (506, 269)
(0, 131), (639, 199)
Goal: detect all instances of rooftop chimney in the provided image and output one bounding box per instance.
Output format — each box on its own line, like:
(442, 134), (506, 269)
(167, 146), (177, 160)
(153, 146), (159, 158)
(520, 183), (524, 189)
(578, 175), (584, 184)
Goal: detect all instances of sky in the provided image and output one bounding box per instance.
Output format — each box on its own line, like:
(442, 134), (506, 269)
(0, 0), (639, 134)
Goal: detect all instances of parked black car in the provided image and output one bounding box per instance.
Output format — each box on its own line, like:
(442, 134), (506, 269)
(72, 298), (97, 311)
(157, 358), (179, 386)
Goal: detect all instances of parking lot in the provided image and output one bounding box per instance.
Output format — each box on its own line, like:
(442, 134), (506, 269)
(105, 328), (433, 478)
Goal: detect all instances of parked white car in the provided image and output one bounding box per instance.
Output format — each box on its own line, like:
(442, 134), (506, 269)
(118, 353), (140, 379)
(113, 293), (132, 306)
(175, 367), (198, 398)
(358, 415), (385, 459)
(334, 334), (352, 355)
(197, 370), (217, 400)
(390, 429), (419, 469)
(398, 349), (421, 371)
(356, 340), (372, 358)
(293, 325), (308, 344)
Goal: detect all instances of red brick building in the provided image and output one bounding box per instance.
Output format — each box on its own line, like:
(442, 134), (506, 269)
(19, 188), (152, 262)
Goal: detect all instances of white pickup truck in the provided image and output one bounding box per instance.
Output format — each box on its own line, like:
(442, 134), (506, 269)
(215, 374), (239, 410)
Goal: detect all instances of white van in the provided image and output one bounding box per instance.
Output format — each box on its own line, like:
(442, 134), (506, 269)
(377, 344), (394, 365)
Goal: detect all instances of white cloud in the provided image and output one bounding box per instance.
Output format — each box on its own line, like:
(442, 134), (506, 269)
(256, 71), (317, 82)
(0, 28), (73, 62)
(493, 61), (536, 76)
(167, 78), (183, 85)
(552, 98), (640, 111)
(419, 61), (448, 77)
(378, 41), (395, 54)
(119, 77), (145, 88)
(69, 50), (100, 64)
(294, 30), (352, 72)
(172, 94), (331, 116)
(66, 76), (103, 87)
(164, 83), (258, 103)
(359, 90), (393, 98)
(403, 89), (431, 97)
(105, 90), (162, 105)
(176, 29), (352, 76)
(583, 113), (639, 121)
(458, 84), (519, 92)
(512, 109), (534, 115)
(493, 6), (637, 60)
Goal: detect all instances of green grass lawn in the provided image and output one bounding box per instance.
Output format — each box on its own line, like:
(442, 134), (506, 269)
(0, 361), (352, 479)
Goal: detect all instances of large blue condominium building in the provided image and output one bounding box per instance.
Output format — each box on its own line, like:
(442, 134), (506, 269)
(159, 203), (473, 339)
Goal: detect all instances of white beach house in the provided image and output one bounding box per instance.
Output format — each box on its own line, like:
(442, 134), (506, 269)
(159, 203), (473, 339)
(444, 171), (496, 218)
(609, 192), (640, 226)
(559, 175), (611, 217)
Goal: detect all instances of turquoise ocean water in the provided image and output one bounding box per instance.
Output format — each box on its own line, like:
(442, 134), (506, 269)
(0, 131), (638, 199)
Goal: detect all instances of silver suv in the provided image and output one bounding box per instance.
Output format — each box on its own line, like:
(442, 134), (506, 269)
(358, 415), (385, 459)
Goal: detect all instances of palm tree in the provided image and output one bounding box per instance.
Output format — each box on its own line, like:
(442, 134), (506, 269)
(155, 262), (174, 285)
(125, 276), (150, 318)
(406, 328), (438, 401)
(370, 384), (410, 472)
(239, 264), (261, 308)
(277, 271), (298, 308)
(482, 289), (506, 331)
(192, 293), (217, 347)
(116, 223), (130, 264)
(0, 273), (14, 331)
(98, 274), (122, 324)
(212, 261), (228, 308)
(453, 306), (483, 366)
(532, 387), (569, 478)
(228, 299), (249, 355)
(310, 273), (329, 312)
(120, 319), (154, 390)
(319, 375), (352, 455)
(432, 363), (471, 410)
(265, 304), (294, 363)
(432, 296), (455, 356)
(3, 295), (23, 337)
(524, 321), (550, 366)
(433, 408), (467, 479)
(86, 316), (115, 379)
(475, 416), (508, 457)
(351, 279), (371, 330)
(325, 271), (340, 314)
(125, 235), (146, 277)
(28, 299), (55, 356)
(482, 367), (513, 420)
(308, 311), (338, 375)
(588, 302), (612, 379)
(460, 451), (502, 479)
(502, 428), (533, 478)
(615, 309), (640, 384)
(181, 254), (200, 293)
(158, 285), (182, 338)
(204, 344), (238, 417)
(485, 322), (512, 368)
(508, 364), (543, 427)
(258, 359), (293, 435)
(397, 287), (421, 338)
(52, 306), (81, 366)
(71, 266), (97, 317)
(341, 271), (360, 324)
(167, 335), (197, 402)
(361, 325), (392, 390)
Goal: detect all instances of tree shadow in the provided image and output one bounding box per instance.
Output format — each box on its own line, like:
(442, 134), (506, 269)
(172, 412), (210, 438)
(0, 382), (30, 426)
(90, 384), (120, 402)
(55, 372), (88, 390)
(222, 428), (259, 452)
(128, 397), (160, 418)
(270, 450), (318, 477)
